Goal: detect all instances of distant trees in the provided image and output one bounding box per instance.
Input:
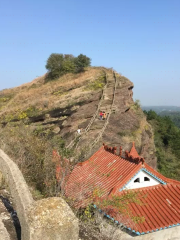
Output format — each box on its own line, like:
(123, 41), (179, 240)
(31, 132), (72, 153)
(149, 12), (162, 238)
(45, 53), (91, 80)
(159, 111), (180, 128)
(144, 110), (180, 180)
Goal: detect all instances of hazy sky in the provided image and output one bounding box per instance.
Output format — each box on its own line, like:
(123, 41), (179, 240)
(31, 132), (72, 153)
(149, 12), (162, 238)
(0, 0), (180, 106)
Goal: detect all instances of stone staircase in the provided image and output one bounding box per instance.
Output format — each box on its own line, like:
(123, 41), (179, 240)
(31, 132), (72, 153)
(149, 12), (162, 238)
(87, 71), (117, 151)
(67, 70), (118, 153)
(87, 72), (116, 131)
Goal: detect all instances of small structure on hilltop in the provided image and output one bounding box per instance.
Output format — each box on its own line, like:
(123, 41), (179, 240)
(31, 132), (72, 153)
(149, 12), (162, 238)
(64, 142), (180, 237)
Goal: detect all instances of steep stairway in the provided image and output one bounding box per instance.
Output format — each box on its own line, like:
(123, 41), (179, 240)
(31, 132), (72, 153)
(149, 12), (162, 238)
(67, 70), (117, 153)
(87, 71), (117, 151)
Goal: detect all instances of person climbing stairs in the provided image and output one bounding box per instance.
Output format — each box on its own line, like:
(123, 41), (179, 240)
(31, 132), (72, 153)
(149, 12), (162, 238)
(67, 70), (118, 154)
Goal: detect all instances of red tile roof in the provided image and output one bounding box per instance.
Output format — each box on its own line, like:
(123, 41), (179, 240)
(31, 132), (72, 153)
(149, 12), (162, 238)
(109, 183), (180, 234)
(65, 144), (180, 235)
(65, 146), (142, 204)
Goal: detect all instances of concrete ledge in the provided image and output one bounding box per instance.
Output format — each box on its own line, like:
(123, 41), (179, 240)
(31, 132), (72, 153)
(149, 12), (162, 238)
(0, 149), (34, 240)
(0, 149), (79, 240)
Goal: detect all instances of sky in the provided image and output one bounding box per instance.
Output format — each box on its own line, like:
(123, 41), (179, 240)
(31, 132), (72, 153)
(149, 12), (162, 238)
(0, 0), (180, 106)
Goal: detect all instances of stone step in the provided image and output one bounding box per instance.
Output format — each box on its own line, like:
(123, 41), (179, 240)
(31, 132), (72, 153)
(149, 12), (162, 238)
(105, 86), (114, 91)
(105, 83), (114, 88)
(107, 75), (114, 79)
(107, 84), (115, 88)
(104, 91), (114, 97)
(101, 99), (113, 105)
(100, 105), (111, 110)
(104, 93), (114, 98)
(107, 80), (114, 83)
(90, 119), (106, 130)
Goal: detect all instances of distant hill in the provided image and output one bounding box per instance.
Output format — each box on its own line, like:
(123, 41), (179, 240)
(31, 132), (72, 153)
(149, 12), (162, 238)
(142, 106), (180, 128)
(142, 106), (180, 114)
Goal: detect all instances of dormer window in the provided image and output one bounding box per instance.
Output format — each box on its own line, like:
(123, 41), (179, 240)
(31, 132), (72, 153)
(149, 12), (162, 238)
(134, 178), (140, 183)
(144, 177), (150, 181)
(126, 171), (160, 190)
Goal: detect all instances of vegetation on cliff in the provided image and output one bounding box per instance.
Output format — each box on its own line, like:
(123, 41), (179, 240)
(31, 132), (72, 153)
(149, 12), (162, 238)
(144, 110), (180, 181)
(0, 67), (110, 197)
(45, 53), (91, 80)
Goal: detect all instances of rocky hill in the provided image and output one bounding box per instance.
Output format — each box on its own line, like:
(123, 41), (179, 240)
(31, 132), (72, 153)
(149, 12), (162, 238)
(0, 67), (156, 167)
(0, 67), (157, 198)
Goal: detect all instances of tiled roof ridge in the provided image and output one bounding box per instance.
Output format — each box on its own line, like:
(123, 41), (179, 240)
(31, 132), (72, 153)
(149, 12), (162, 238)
(75, 148), (180, 188)
(75, 144), (144, 169)
(103, 143), (145, 165)
(68, 143), (144, 171)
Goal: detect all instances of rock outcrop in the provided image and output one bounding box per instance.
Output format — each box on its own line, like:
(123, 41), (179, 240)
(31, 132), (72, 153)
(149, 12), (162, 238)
(28, 197), (79, 240)
(0, 67), (157, 168)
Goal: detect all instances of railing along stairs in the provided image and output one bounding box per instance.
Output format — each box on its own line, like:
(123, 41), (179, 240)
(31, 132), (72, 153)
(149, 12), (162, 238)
(66, 70), (118, 152)
(88, 71), (118, 152)
(66, 72), (108, 149)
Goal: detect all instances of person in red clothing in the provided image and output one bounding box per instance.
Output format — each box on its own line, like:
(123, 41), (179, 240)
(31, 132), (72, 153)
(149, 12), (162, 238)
(99, 111), (103, 120)
(103, 111), (106, 120)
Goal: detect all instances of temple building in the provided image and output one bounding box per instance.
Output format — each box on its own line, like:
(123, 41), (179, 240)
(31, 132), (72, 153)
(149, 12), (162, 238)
(65, 143), (180, 237)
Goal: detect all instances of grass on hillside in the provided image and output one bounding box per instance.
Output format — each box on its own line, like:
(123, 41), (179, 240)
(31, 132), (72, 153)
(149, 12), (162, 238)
(0, 67), (113, 123)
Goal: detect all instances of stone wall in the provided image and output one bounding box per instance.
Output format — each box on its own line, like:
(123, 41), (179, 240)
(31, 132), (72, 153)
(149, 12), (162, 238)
(0, 149), (34, 240)
(0, 149), (79, 240)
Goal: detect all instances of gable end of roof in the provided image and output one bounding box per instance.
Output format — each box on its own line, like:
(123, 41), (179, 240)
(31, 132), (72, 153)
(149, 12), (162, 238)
(118, 167), (167, 192)
(141, 168), (166, 185)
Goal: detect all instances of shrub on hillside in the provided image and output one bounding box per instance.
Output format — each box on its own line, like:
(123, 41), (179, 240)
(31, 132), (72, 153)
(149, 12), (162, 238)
(45, 53), (91, 81)
(45, 53), (64, 79)
(74, 54), (91, 73)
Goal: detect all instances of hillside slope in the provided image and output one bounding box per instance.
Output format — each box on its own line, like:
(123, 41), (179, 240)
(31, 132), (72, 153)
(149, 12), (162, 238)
(0, 67), (157, 195)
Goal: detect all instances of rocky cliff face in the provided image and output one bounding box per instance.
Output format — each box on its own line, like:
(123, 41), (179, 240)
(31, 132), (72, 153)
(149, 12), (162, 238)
(0, 67), (156, 168)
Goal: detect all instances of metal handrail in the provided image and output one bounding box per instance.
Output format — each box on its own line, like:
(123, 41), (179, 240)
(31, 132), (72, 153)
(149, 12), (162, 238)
(66, 72), (107, 149)
(89, 71), (117, 151)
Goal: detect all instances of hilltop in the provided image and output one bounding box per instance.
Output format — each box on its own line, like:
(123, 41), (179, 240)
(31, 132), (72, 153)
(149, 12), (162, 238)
(0, 67), (156, 197)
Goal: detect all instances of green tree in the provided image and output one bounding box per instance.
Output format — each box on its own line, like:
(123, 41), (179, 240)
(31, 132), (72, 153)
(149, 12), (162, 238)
(45, 53), (64, 79)
(74, 54), (91, 73)
(61, 59), (75, 74)
(45, 53), (91, 80)
(145, 110), (180, 180)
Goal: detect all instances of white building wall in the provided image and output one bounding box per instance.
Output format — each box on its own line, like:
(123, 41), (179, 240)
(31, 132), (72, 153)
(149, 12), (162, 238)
(101, 223), (180, 240)
(125, 171), (160, 190)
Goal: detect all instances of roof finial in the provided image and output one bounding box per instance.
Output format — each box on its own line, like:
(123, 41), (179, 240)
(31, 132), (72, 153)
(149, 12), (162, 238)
(129, 142), (139, 159)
